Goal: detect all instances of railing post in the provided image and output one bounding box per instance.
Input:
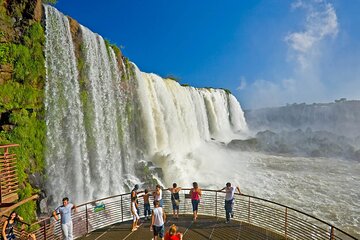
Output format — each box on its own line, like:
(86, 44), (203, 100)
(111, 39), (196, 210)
(215, 191), (218, 217)
(121, 195), (123, 222)
(247, 196), (251, 223)
(329, 226), (335, 240)
(0, 166), (2, 204)
(43, 221), (47, 240)
(85, 204), (89, 234)
(285, 207), (288, 239)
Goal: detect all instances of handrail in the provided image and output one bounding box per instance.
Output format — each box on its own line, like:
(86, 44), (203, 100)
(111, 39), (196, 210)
(0, 195), (39, 216)
(236, 192), (356, 239)
(26, 188), (358, 240)
(0, 144), (20, 149)
(0, 144), (19, 205)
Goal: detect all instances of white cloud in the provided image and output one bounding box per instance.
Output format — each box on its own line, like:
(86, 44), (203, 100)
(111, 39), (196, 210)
(291, 0), (305, 10)
(237, 0), (357, 110)
(236, 76), (247, 91)
(285, 0), (338, 62)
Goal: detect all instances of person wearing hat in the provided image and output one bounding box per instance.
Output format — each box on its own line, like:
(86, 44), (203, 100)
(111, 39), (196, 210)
(219, 182), (241, 223)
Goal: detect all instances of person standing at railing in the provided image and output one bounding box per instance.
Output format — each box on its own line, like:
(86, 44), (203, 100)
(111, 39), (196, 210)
(1, 211), (23, 240)
(219, 182), (241, 223)
(142, 189), (151, 220)
(153, 184), (163, 207)
(131, 184), (140, 215)
(150, 200), (166, 240)
(52, 197), (77, 240)
(168, 183), (182, 219)
(130, 196), (140, 231)
(189, 182), (202, 222)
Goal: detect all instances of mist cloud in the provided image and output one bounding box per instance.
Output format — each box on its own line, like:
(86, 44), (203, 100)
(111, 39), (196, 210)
(236, 76), (247, 91)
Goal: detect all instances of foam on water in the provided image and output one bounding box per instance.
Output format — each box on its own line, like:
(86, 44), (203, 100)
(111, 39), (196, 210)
(179, 145), (360, 237)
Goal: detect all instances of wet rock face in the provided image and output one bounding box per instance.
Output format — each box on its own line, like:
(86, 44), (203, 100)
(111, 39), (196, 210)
(28, 172), (45, 189)
(135, 161), (163, 189)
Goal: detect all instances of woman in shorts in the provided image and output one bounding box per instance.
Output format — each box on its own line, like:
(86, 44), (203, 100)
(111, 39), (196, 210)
(189, 182), (202, 222)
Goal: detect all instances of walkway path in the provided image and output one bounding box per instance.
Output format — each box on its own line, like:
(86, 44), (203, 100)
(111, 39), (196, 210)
(78, 215), (285, 240)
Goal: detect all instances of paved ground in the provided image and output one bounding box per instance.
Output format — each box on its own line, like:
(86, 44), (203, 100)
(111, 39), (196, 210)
(78, 215), (285, 240)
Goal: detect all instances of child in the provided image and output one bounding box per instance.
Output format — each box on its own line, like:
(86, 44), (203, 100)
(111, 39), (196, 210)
(143, 189), (151, 220)
(165, 224), (183, 240)
(130, 196), (140, 231)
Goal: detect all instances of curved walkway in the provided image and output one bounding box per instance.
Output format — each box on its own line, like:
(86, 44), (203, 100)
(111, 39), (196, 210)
(79, 215), (285, 240)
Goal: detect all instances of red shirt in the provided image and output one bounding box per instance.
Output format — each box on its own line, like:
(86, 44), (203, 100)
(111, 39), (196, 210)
(191, 189), (200, 200)
(165, 232), (181, 240)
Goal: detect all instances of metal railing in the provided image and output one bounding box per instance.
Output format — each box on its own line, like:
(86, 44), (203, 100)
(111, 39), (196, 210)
(25, 189), (357, 240)
(0, 144), (19, 204)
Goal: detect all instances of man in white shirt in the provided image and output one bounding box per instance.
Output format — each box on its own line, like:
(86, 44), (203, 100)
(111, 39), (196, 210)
(53, 197), (77, 240)
(220, 182), (241, 223)
(150, 200), (166, 240)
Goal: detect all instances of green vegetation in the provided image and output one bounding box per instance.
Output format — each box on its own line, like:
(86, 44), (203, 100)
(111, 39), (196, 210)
(0, 4), (46, 222)
(165, 74), (181, 82)
(220, 88), (232, 95)
(42, 0), (57, 4)
(124, 57), (135, 80)
(104, 38), (123, 61)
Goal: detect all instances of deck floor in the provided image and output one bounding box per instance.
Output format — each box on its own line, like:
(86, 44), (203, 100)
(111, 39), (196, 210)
(78, 215), (285, 240)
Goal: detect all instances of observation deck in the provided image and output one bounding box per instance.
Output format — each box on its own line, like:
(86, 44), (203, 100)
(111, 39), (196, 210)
(25, 189), (357, 240)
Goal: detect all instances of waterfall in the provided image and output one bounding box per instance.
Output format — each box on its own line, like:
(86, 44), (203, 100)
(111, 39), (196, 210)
(44, 5), (248, 205)
(133, 65), (248, 184)
(44, 5), (90, 204)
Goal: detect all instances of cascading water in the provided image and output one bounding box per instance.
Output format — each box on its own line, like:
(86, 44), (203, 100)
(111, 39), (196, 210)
(44, 5), (90, 205)
(133, 66), (248, 184)
(44, 5), (248, 205)
(44, 6), (139, 205)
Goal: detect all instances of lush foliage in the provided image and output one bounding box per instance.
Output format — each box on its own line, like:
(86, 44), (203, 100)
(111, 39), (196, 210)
(42, 0), (57, 4)
(165, 75), (181, 82)
(0, 17), (46, 222)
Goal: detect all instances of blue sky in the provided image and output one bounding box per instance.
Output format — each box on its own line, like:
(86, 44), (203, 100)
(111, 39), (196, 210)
(54, 0), (360, 109)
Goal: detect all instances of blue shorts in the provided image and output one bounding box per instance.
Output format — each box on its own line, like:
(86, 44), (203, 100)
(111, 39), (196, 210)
(192, 199), (200, 212)
(172, 200), (179, 210)
(2, 234), (15, 240)
(153, 225), (165, 238)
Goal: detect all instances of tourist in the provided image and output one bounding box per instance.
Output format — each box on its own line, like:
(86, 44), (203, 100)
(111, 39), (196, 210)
(130, 196), (140, 231)
(219, 182), (241, 223)
(153, 184), (163, 207)
(52, 197), (77, 240)
(142, 189), (151, 220)
(168, 183), (181, 218)
(189, 182), (202, 222)
(131, 184), (140, 215)
(150, 200), (166, 240)
(1, 211), (22, 240)
(164, 224), (183, 240)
